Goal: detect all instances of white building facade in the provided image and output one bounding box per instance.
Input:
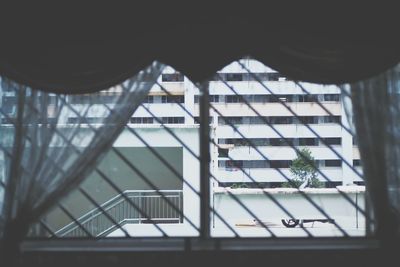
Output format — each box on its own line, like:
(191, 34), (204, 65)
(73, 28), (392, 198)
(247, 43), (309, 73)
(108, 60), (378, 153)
(132, 59), (362, 188)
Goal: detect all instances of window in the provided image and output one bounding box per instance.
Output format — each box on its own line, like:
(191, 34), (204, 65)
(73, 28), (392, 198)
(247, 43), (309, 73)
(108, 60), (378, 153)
(324, 94), (341, 102)
(298, 116), (318, 124)
(143, 95), (154, 103)
(218, 148), (229, 158)
(243, 160), (269, 168)
(268, 72), (280, 81)
(226, 95), (244, 103)
(161, 73), (184, 82)
(298, 95), (319, 102)
(270, 95), (294, 102)
(353, 159), (361, 167)
(225, 73), (243, 81)
(218, 117), (243, 125)
(248, 117), (265, 124)
(161, 95), (184, 103)
(323, 116), (341, 123)
(161, 117), (185, 124)
(298, 138), (318, 146)
(130, 117), (154, 124)
(228, 138), (251, 146)
(194, 95), (219, 103)
(1, 96), (16, 114)
(194, 116), (213, 124)
(130, 117), (141, 124)
(270, 138), (293, 146)
(220, 160), (243, 169)
(270, 116), (293, 124)
(250, 138), (269, 146)
(322, 138), (341, 145)
(324, 160), (342, 167)
(252, 95), (269, 103)
(210, 72), (288, 82)
(220, 160), (293, 169)
(67, 117), (103, 124)
(69, 94), (118, 104)
(209, 95), (220, 103)
(270, 160), (291, 168)
(142, 117), (154, 124)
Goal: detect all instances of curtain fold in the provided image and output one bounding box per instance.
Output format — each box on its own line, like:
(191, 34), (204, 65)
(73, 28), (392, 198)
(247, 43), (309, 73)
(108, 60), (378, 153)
(2, 4), (400, 93)
(349, 63), (400, 237)
(0, 61), (164, 263)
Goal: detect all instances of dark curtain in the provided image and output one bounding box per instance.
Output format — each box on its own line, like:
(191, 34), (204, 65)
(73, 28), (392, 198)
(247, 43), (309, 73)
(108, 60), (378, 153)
(0, 3), (399, 93)
(349, 64), (400, 238)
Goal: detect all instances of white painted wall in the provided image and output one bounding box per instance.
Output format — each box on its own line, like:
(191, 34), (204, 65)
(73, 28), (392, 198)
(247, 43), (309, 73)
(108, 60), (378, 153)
(212, 186), (366, 237)
(108, 186), (366, 238)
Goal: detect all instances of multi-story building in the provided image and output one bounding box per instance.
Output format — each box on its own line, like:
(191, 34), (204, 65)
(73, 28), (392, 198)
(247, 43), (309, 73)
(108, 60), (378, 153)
(0, 59), (362, 189)
(130, 58), (362, 188)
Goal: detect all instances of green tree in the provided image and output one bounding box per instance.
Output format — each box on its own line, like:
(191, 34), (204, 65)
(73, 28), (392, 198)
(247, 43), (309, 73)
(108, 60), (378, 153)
(282, 148), (323, 188)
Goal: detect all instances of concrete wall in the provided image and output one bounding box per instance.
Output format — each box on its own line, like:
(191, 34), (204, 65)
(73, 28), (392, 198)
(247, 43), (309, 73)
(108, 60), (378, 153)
(212, 187), (365, 235)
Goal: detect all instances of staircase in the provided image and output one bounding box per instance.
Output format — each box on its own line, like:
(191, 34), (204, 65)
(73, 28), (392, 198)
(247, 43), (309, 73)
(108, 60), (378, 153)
(54, 190), (183, 237)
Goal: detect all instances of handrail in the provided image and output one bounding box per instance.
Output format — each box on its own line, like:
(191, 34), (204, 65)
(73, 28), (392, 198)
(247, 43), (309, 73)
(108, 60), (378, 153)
(55, 190), (183, 237)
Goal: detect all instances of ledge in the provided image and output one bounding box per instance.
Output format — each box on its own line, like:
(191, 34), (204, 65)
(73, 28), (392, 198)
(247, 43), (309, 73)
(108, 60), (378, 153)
(214, 186), (365, 195)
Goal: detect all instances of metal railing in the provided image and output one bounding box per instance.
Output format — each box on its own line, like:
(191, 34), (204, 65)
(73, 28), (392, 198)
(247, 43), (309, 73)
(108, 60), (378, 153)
(55, 190), (183, 237)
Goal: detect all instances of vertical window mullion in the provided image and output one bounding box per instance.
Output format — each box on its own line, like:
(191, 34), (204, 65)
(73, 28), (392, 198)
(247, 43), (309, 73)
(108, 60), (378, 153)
(199, 82), (211, 239)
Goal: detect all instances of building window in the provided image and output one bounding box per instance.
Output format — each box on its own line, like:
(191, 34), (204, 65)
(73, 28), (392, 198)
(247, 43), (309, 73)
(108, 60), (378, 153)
(1, 96), (17, 114)
(67, 117), (103, 124)
(217, 138), (342, 147)
(353, 159), (361, 167)
(322, 116), (341, 124)
(324, 160), (342, 167)
(322, 138), (341, 145)
(218, 117), (243, 125)
(270, 138), (293, 146)
(226, 95), (244, 103)
(298, 116), (318, 124)
(298, 95), (319, 102)
(219, 160), (295, 169)
(143, 95), (154, 103)
(194, 117), (213, 124)
(270, 95), (294, 102)
(210, 72), (288, 82)
(270, 116), (293, 124)
(252, 95), (269, 103)
(218, 148), (229, 158)
(161, 95), (184, 103)
(130, 117), (154, 124)
(218, 116), (342, 125)
(225, 73), (243, 81)
(194, 95), (220, 103)
(161, 73), (184, 82)
(219, 160), (243, 170)
(270, 160), (291, 168)
(298, 138), (318, 146)
(209, 95), (220, 103)
(248, 117), (265, 124)
(161, 117), (185, 124)
(324, 94), (341, 102)
(268, 72), (280, 81)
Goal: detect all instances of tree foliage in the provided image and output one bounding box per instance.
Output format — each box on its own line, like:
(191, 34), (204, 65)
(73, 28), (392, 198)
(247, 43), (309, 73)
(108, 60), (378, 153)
(282, 148), (323, 188)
